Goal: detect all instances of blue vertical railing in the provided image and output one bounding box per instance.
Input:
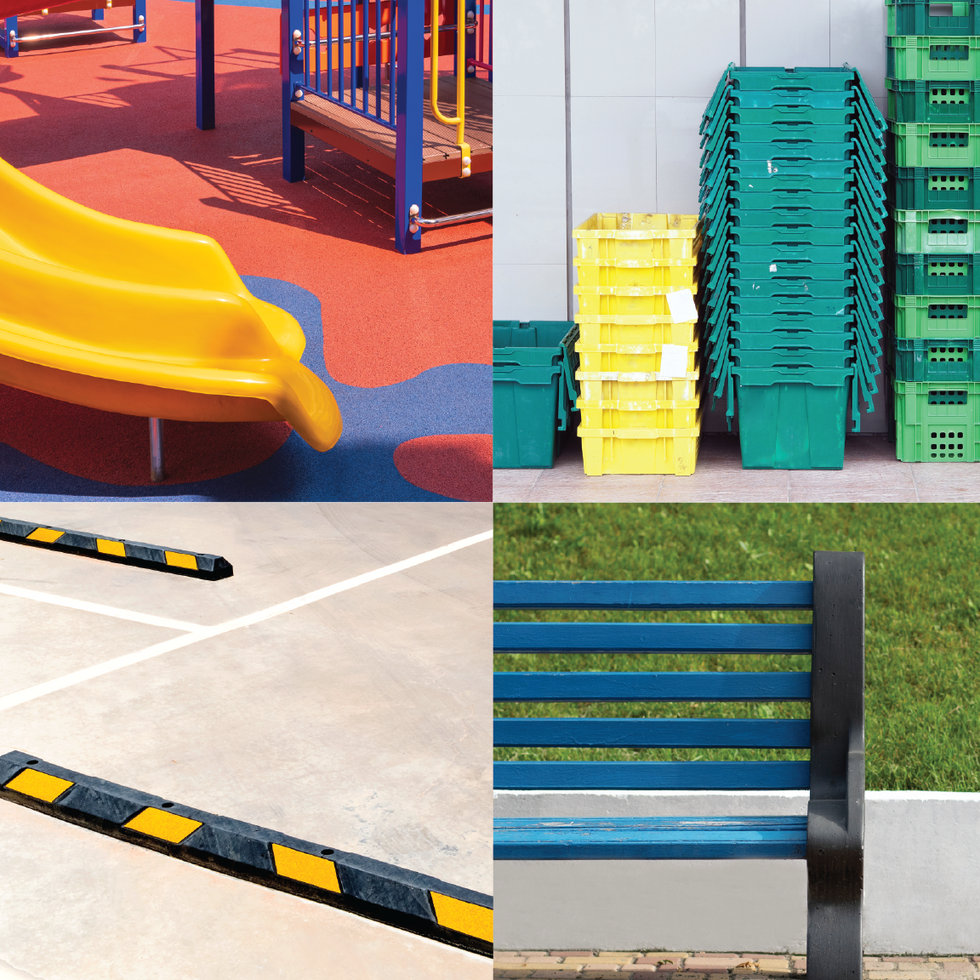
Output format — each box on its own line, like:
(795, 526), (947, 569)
(283, 0), (490, 253)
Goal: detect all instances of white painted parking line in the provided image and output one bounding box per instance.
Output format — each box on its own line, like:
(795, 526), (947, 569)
(0, 529), (493, 713)
(0, 583), (201, 633)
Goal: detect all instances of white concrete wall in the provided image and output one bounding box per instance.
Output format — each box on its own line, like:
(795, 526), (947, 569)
(492, 0), (890, 431)
(494, 790), (980, 954)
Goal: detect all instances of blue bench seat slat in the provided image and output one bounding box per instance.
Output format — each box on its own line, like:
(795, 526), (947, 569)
(494, 718), (810, 748)
(495, 622), (813, 653)
(493, 815), (808, 860)
(494, 671), (812, 702)
(494, 580), (814, 611)
(495, 760), (811, 790)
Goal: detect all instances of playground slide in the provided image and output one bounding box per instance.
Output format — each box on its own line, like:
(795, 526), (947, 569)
(0, 158), (342, 452)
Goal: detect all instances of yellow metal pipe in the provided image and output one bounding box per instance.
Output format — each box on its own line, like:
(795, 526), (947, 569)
(429, 0), (471, 175)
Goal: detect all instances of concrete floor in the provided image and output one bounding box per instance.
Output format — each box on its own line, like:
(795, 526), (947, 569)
(0, 502), (492, 980)
(493, 433), (980, 502)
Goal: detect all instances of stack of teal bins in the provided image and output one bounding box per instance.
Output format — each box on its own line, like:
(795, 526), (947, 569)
(887, 0), (980, 461)
(700, 64), (887, 469)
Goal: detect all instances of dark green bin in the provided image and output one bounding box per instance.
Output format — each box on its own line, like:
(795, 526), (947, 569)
(493, 321), (578, 468)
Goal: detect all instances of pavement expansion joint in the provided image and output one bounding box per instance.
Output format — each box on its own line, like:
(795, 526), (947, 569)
(0, 750), (492, 956)
(0, 517), (234, 580)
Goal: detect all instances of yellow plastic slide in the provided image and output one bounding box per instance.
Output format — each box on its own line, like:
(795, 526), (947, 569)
(0, 157), (342, 452)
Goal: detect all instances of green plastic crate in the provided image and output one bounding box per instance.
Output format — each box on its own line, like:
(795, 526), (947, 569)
(894, 336), (980, 379)
(892, 252), (980, 292)
(886, 78), (980, 122)
(893, 209), (980, 252)
(888, 121), (980, 165)
(735, 374), (852, 469)
(889, 166), (980, 208)
(887, 0), (980, 36)
(493, 321), (578, 468)
(894, 380), (980, 459)
(891, 293), (980, 336)
(887, 35), (980, 79)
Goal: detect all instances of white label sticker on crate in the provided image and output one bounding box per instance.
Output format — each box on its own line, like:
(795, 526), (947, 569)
(666, 288), (698, 324)
(656, 344), (690, 380)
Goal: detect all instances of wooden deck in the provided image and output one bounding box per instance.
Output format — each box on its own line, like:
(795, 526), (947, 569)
(290, 74), (491, 182)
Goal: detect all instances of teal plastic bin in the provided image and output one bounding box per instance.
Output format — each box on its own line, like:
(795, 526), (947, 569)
(493, 321), (578, 468)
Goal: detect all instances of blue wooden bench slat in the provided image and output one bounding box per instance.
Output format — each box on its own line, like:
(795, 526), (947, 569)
(494, 717), (811, 748)
(494, 670), (812, 702)
(495, 622), (813, 653)
(493, 815), (808, 860)
(494, 580), (814, 610)
(494, 760), (812, 790)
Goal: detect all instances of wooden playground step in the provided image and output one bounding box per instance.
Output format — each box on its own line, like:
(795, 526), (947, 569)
(291, 75), (491, 182)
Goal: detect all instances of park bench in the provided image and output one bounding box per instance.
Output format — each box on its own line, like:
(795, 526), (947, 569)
(493, 551), (865, 980)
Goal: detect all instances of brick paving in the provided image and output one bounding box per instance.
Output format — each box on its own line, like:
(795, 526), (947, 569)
(493, 952), (980, 978)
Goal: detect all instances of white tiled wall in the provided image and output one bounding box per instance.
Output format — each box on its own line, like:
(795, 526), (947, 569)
(492, 0), (890, 431)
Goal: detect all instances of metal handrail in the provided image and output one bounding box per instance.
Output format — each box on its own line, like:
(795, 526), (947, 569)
(11, 15), (143, 43)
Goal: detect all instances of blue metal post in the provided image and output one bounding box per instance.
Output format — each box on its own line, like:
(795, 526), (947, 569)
(92, 8), (104, 19)
(195, 0), (215, 129)
(133, 0), (146, 42)
(464, 0), (475, 77)
(395, 0), (422, 254)
(282, 0), (307, 181)
(2, 17), (18, 58)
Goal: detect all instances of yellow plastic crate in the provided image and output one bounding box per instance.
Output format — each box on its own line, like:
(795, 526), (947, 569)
(578, 424), (701, 476)
(575, 342), (699, 376)
(577, 400), (701, 430)
(574, 257), (697, 290)
(575, 284), (700, 316)
(575, 316), (699, 347)
(576, 374), (700, 403)
(573, 213), (699, 263)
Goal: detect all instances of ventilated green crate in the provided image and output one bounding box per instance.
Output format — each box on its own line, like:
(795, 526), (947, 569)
(887, 0), (980, 37)
(887, 35), (980, 79)
(894, 380), (980, 459)
(573, 214), (698, 263)
(493, 321), (578, 468)
(888, 122), (980, 165)
(894, 209), (980, 252)
(886, 78), (980, 123)
(889, 166), (980, 208)
(892, 252), (980, 292)
(891, 293), (980, 336)
(894, 336), (980, 379)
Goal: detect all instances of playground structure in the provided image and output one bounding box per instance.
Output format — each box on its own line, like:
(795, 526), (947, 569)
(0, 0), (145, 57)
(0, 157), (343, 481)
(278, 0), (492, 253)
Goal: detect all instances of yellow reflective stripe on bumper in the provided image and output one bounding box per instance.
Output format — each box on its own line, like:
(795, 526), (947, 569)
(430, 892), (493, 942)
(4, 769), (74, 802)
(96, 539), (126, 557)
(164, 551), (198, 570)
(271, 843), (341, 893)
(124, 807), (202, 843)
(27, 527), (64, 544)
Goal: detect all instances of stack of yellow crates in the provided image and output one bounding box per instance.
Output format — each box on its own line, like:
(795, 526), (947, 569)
(572, 213), (701, 475)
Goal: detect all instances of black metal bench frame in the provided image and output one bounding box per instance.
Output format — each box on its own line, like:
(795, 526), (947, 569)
(493, 551), (865, 980)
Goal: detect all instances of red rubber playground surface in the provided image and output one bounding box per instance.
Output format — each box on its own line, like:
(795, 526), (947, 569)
(0, 0), (491, 501)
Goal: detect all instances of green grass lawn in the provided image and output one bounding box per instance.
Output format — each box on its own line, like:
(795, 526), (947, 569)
(494, 503), (980, 792)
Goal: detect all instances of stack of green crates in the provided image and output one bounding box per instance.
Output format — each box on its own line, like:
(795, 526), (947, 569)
(888, 0), (980, 460)
(700, 64), (887, 469)
(571, 213), (702, 476)
(492, 320), (579, 468)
